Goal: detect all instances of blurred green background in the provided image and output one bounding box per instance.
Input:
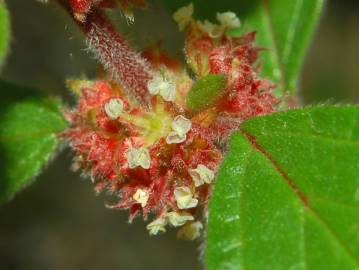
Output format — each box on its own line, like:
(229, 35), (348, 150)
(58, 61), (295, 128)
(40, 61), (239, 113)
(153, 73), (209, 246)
(0, 0), (358, 269)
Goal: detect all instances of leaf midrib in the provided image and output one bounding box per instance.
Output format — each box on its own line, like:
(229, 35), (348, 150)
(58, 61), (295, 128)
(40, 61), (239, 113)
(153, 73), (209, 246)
(240, 129), (359, 267)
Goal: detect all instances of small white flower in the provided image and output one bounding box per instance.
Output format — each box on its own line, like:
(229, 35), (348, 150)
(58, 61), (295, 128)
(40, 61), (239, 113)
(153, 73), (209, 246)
(174, 186), (198, 209)
(104, 98), (124, 120)
(189, 164), (215, 187)
(197, 20), (222, 38)
(172, 115), (192, 135)
(166, 115), (192, 144)
(147, 74), (176, 102)
(216, 11), (240, 28)
(177, 221), (203, 240)
(166, 211), (194, 227)
(173, 3), (194, 31)
(147, 217), (167, 235)
(125, 147), (151, 169)
(133, 189), (150, 207)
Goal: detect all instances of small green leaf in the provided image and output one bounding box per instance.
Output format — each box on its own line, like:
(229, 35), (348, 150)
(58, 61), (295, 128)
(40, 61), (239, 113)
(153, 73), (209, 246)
(186, 74), (227, 113)
(0, 0), (10, 69)
(162, 0), (324, 96)
(206, 106), (359, 270)
(0, 81), (68, 203)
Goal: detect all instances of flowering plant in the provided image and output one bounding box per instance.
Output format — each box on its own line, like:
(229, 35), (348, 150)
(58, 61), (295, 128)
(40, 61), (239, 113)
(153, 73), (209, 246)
(1, 1), (358, 269)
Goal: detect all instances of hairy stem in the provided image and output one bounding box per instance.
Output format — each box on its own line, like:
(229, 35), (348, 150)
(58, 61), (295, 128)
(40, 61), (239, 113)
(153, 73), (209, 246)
(56, 0), (152, 107)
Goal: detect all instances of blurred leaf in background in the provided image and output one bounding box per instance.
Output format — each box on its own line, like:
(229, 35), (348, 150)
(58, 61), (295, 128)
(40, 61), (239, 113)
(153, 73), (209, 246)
(0, 0), (10, 69)
(301, 0), (359, 104)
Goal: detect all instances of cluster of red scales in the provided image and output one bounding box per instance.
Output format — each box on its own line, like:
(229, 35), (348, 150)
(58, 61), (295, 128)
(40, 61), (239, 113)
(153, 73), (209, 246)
(60, 1), (280, 239)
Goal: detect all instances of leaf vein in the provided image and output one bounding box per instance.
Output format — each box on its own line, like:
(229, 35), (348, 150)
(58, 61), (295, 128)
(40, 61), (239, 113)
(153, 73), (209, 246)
(241, 129), (359, 266)
(262, 0), (286, 90)
(307, 207), (359, 266)
(282, 0), (304, 66)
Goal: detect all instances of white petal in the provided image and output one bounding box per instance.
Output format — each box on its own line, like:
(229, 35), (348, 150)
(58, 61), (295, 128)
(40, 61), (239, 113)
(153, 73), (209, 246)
(174, 186), (198, 209)
(104, 98), (124, 120)
(167, 211), (194, 227)
(148, 74), (177, 102)
(147, 76), (162, 95)
(187, 198), (199, 208)
(125, 148), (138, 169)
(160, 81), (176, 102)
(197, 20), (222, 38)
(189, 164), (215, 187)
(146, 217), (167, 235)
(166, 131), (187, 144)
(125, 147), (151, 169)
(137, 148), (151, 169)
(172, 115), (192, 136)
(133, 189), (149, 207)
(189, 168), (204, 187)
(216, 12), (240, 28)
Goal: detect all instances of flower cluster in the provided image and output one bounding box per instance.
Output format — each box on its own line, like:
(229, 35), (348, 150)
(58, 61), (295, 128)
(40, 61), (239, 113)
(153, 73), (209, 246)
(174, 3), (279, 119)
(63, 4), (279, 239)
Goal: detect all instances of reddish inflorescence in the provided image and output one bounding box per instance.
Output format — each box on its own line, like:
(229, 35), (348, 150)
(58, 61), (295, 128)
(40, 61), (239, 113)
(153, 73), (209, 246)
(63, 3), (280, 239)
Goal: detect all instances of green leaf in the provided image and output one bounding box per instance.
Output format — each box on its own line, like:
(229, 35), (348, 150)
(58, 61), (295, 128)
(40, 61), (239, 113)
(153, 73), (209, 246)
(162, 0), (324, 95)
(244, 0), (324, 95)
(206, 106), (359, 270)
(0, 0), (10, 69)
(0, 81), (68, 203)
(186, 74), (227, 113)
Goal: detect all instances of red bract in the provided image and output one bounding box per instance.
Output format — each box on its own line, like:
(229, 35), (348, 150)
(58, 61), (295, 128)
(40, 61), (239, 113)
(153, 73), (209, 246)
(63, 4), (280, 239)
